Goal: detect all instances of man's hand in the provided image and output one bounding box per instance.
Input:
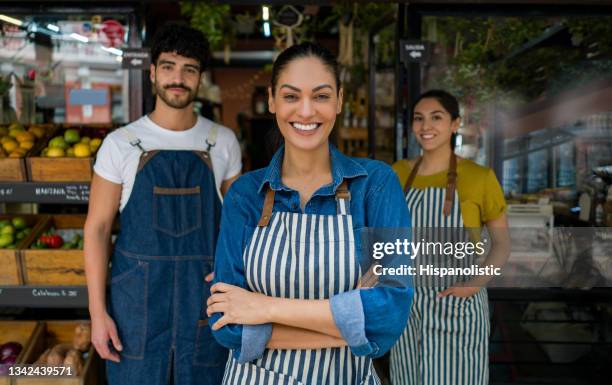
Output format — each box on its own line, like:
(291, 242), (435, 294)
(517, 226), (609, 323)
(91, 312), (123, 362)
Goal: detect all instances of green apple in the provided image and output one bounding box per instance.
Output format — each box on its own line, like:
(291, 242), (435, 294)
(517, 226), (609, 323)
(64, 129), (81, 144)
(0, 234), (14, 248)
(1, 225), (14, 235)
(48, 136), (68, 149)
(11, 216), (26, 230)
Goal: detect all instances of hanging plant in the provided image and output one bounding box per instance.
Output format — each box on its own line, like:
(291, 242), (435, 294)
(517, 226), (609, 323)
(180, 2), (234, 51)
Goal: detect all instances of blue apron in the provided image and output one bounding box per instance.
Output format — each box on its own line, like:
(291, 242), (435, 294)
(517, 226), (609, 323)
(106, 127), (228, 385)
(222, 180), (380, 385)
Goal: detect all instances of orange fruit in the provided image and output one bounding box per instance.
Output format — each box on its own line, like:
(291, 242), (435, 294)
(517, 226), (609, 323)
(28, 126), (45, 139)
(2, 140), (18, 153)
(19, 140), (34, 150)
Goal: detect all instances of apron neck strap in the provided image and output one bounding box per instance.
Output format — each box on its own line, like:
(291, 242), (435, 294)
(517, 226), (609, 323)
(403, 157), (423, 193)
(205, 124), (218, 154)
(122, 128), (147, 153)
(443, 153), (458, 216)
(257, 187), (276, 227)
(403, 153), (458, 217)
(257, 179), (352, 227)
(335, 179), (351, 215)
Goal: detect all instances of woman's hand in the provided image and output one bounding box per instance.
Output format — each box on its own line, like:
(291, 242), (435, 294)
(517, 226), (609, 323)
(206, 282), (272, 330)
(437, 285), (480, 298)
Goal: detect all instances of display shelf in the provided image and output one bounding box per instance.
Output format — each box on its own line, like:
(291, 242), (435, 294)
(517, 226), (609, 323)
(0, 182), (90, 204)
(0, 286), (88, 308)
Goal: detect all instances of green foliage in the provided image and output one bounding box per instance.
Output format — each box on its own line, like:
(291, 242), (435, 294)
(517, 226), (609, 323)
(180, 2), (233, 50)
(425, 15), (612, 107)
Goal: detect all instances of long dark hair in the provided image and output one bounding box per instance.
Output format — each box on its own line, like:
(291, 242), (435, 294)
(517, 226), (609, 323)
(412, 89), (460, 149)
(266, 42), (341, 156)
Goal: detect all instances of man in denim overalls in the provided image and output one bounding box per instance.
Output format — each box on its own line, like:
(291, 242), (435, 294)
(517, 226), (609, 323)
(85, 24), (241, 385)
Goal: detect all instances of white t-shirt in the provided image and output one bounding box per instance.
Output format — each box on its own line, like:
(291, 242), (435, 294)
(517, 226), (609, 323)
(93, 115), (242, 211)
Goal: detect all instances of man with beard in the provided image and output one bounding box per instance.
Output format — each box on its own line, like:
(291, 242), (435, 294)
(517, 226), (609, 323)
(84, 24), (240, 385)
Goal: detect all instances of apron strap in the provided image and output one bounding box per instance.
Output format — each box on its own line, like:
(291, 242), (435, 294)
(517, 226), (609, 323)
(403, 157), (423, 193)
(257, 187), (276, 227)
(335, 179), (351, 215)
(257, 179), (352, 227)
(121, 128), (147, 153)
(403, 154), (457, 217)
(205, 124), (219, 154)
(443, 153), (458, 216)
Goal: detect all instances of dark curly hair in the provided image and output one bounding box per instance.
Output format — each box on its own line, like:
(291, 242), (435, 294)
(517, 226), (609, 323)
(150, 23), (210, 72)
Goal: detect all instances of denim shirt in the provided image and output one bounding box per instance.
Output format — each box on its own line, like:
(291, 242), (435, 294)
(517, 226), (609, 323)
(210, 144), (413, 363)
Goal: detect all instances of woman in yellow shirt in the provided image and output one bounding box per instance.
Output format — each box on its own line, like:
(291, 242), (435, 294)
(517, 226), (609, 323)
(389, 90), (509, 385)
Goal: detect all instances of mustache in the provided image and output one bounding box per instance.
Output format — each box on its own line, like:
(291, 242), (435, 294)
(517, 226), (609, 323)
(163, 84), (192, 91)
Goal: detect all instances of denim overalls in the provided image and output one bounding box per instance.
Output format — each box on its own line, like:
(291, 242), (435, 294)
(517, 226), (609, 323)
(106, 127), (228, 385)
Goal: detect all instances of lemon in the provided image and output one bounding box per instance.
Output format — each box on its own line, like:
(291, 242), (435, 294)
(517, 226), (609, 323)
(66, 147), (75, 157)
(73, 143), (92, 158)
(46, 147), (65, 158)
(8, 123), (24, 131)
(90, 138), (102, 148)
(80, 136), (91, 144)
(8, 128), (24, 138)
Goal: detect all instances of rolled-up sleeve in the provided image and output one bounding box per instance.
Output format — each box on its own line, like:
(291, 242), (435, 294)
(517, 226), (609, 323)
(210, 183), (272, 363)
(330, 165), (413, 358)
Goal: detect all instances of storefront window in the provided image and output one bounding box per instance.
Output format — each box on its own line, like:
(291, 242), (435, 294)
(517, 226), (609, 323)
(419, 15), (612, 202)
(0, 14), (130, 124)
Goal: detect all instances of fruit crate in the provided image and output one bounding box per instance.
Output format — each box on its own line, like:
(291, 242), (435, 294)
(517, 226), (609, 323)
(26, 125), (111, 182)
(16, 321), (98, 385)
(0, 124), (54, 182)
(21, 215), (86, 286)
(0, 215), (47, 286)
(0, 321), (42, 385)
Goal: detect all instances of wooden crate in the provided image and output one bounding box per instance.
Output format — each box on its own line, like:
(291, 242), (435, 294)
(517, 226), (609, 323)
(0, 215), (47, 286)
(16, 321), (98, 385)
(0, 321), (41, 385)
(27, 158), (93, 182)
(0, 124), (56, 182)
(21, 215), (86, 286)
(26, 125), (111, 182)
(0, 158), (27, 182)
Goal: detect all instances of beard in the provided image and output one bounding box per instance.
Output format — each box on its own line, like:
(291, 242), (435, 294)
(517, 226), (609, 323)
(154, 81), (198, 109)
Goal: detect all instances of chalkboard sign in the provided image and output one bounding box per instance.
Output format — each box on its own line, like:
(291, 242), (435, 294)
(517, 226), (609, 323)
(0, 286), (88, 308)
(0, 183), (90, 204)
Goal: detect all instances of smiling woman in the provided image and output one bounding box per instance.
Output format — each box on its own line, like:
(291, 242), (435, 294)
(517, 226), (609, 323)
(390, 90), (510, 385)
(208, 42), (413, 385)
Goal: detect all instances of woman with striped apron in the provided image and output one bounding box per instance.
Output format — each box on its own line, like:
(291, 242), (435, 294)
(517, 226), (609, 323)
(222, 180), (379, 384)
(389, 90), (509, 385)
(206, 42), (413, 385)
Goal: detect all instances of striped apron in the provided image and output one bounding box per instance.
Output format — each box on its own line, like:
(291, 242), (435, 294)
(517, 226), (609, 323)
(222, 181), (380, 385)
(390, 155), (490, 385)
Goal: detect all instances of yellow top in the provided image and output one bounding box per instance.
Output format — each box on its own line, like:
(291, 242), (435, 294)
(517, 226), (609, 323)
(392, 158), (507, 227)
